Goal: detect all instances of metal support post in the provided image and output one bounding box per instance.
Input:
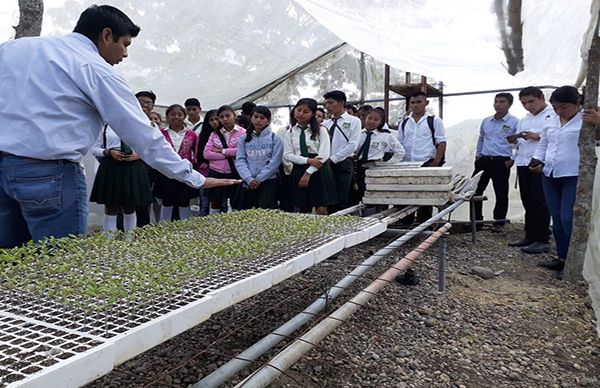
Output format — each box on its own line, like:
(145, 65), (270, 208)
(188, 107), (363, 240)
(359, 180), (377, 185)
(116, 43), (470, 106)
(437, 234), (447, 292)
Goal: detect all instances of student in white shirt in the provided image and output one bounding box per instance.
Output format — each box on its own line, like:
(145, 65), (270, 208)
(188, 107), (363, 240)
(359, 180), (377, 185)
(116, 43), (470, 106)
(355, 108), (406, 200)
(322, 90), (362, 211)
(531, 86), (582, 277)
(283, 98), (337, 215)
(0, 5), (238, 248)
(184, 98), (203, 134)
(398, 91), (447, 224)
(507, 87), (554, 254)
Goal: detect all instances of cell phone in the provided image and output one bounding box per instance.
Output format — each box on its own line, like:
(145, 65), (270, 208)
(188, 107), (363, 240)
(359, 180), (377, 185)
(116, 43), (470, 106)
(528, 158), (543, 168)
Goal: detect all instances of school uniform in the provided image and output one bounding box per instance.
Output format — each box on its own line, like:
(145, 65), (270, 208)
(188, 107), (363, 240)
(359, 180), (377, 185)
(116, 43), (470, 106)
(204, 125), (246, 204)
(355, 128), (406, 199)
(90, 125), (153, 207)
(471, 112), (519, 225)
(323, 112), (361, 209)
(398, 112), (447, 222)
(282, 124), (337, 209)
(532, 111), (582, 260)
(153, 127), (198, 207)
(185, 118), (203, 135)
(513, 105), (555, 245)
(234, 126), (283, 210)
(397, 112), (446, 164)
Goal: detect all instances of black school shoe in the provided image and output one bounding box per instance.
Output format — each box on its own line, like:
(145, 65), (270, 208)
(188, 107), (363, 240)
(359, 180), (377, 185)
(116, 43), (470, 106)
(521, 241), (551, 254)
(508, 238), (533, 247)
(395, 268), (420, 286)
(537, 258), (565, 271)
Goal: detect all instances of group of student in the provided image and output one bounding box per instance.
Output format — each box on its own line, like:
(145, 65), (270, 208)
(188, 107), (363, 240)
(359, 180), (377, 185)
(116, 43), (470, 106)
(472, 86), (600, 279)
(87, 76), (600, 282)
(89, 89), (450, 234)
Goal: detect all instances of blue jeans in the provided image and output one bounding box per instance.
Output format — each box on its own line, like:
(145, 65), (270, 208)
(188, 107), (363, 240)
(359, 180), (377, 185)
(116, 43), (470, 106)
(0, 153), (88, 248)
(541, 174), (577, 260)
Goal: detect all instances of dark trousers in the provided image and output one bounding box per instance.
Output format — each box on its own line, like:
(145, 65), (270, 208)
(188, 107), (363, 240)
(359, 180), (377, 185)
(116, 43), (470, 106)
(542, 175), (577, 260)
(471, 156), (511, 224)
(329, 157), (353, 212)
(517, 166), (550, 242)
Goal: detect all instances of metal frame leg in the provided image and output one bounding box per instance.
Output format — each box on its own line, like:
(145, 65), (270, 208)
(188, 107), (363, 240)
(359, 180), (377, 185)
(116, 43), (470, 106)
(437, 235), (447, 292)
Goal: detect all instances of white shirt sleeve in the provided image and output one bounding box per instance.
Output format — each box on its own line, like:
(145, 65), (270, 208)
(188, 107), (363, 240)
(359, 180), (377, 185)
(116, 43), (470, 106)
(82, 71), (205, 188)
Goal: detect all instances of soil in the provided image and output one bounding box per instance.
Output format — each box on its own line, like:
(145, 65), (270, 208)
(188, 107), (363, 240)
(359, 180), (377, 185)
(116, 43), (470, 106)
(86, 223), (600, 388)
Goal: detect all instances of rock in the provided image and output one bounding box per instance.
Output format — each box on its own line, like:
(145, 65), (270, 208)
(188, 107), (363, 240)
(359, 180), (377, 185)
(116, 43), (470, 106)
(417, 306), (434, 316)
(508, 372), (520, 381)
(470, 266), (496, 279)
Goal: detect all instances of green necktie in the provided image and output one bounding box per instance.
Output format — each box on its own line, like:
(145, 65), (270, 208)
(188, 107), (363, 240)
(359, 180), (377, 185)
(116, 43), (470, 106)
(299, 127), (309, 157)
(360, 131), (372, 162)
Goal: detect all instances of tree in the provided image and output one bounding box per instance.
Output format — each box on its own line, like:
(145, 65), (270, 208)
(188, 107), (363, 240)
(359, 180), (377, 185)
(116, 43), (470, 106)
(14, 0), (44, 38)
(564, 10), (600, 282)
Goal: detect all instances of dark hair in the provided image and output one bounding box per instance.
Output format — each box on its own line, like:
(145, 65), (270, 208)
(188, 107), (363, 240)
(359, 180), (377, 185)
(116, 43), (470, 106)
(366, 108), (388, 131)
(241, 102), (257, 116)
(495, 92), (514, 105)
(344, 103), (358, 115)
(245, 106), (272, 142)
(196, 109), (218, 166)
(217, 105), (235, 116)
(358, 105), (373, 114)
(135, 90), (156, 103)
(292, 98), (321, 140)
(518, 86), (544, 99)
(235, 115), (251, 129)
(316, 107), (326, 115)
(73, 5), (140, 44)
(323, 90), (347, 103)
(408, 91), (427, 102)
(165, 104), (186, 118)
(216, 105), (236, 130)
(550, 86), (581, 105)
(184, 98), (201, 108)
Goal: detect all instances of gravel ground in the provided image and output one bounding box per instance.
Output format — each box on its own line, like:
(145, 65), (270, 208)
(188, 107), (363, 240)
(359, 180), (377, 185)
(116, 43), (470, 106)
(86, 222), (600, 388)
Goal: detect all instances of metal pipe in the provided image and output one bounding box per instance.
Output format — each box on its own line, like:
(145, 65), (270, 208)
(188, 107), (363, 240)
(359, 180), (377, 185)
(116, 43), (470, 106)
(437, 235), (448, 292)
(195, 201), (463, 388)
(235, 223), (453, 388)
(330, 203), (365, 216)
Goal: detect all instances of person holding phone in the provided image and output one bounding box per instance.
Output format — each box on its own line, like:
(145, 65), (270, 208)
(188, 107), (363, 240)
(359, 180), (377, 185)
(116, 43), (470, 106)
(507, 87), (555, 254)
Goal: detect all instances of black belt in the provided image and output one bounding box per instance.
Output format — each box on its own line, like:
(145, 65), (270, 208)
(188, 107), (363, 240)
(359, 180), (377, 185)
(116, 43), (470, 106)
(480, 155), (510, 161)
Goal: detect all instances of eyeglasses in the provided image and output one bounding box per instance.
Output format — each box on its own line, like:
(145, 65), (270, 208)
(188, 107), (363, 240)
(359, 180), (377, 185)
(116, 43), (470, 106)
(139, 100), (154, 106)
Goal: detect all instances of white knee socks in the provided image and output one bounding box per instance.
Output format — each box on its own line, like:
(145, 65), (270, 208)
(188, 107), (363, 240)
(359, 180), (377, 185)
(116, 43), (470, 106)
(103, 214), (117, 233)
(179, 206), (191, 220)
(123, 212), (137, 231)
(160, 206), (173, 223)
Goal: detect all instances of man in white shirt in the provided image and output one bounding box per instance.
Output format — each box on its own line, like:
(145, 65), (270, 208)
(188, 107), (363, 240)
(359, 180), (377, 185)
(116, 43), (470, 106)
(0, 5), (238, 249)
(398, 91), (447, 223)
(322, 90), (362, 211)
(184, 98), (203, 133)
(507, 87), (553, 253)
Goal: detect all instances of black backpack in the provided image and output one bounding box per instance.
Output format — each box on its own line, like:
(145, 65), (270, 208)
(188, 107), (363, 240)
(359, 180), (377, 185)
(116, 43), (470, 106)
(401, 115), (445, 166)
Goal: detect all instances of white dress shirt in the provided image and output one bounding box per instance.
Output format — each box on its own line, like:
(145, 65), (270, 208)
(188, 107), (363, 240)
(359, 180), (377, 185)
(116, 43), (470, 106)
(357, 129), (406, 162)
(91, 125), (123, 157)
(166, 127), (186, 152)
(0, 33), (204, 188)
(397, 112), (446, 162)
(533, 111), (582, 178)
(322, 112), (361, 164)
(513, 105), (556, 167)
(283, 124), (330, 175)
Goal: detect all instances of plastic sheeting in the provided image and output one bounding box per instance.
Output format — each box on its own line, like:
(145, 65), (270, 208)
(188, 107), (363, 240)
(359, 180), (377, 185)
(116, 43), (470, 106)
(294, 0), (596, 90)
(47, 0), (342, 108)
